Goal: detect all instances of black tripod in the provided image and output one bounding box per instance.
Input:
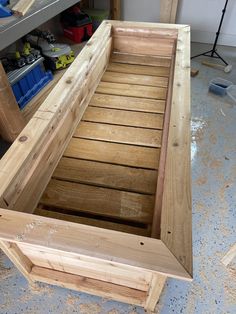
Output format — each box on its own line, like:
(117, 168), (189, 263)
(191, 0), (229, 65)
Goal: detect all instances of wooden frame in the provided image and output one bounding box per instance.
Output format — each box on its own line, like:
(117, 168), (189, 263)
(0, 21), (191, 312)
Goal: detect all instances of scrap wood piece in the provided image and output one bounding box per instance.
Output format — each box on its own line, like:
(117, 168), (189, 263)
(221, 243), (236, 267)
(191, 68), (199, 77)
(12, 0), (35, 16)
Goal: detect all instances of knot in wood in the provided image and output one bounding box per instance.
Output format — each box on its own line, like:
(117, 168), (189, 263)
(19, 136), (28, 142)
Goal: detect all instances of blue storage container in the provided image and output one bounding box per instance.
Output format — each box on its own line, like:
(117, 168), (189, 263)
(8, 57), (53, 109)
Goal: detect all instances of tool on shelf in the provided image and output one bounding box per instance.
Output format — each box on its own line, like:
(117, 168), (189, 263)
(0, 0), (12, 17)
(7, 57), (53, 109)
(202, 61), (232, 73)
(61, 5), (93, 43)
(26, 29), (75, 71)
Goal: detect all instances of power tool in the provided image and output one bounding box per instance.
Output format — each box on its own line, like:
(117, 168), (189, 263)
(26, 29), (75, 71)
(0, 0), (12, 17)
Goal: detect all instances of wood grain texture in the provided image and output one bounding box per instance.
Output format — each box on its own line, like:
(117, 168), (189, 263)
(0, 63), (26, 142)
(75, 121), (162, 147)
(0, 208), (192, 279)
(112, 25), (178, 38)
(144, 273), (166, 311)
(82, 107), (164, 129)
(160, 26), (192, 277)
(0, 22), (112, 213)
(30, 266), (147, 306)
(107, 62), (170, 77)
(35, 208), (151, 236)
(89, 94), (165, 113)
(110, 0), (121, 20)
(160, 0), (179, 23)
(102, 71), (168, 87)
(111, 53), (171, 67)
(151, 42), (176, 238)
(20, 243), (151, 291)
(109, 20), (188, 30)
(0, 241), (34, 283)
(113, 36), (174, 57)
(54, 157), (157, 194)
(64, 138), (160, 169)
(12, 0), (35, 16)
(40, 179), (154, 223)
(96, 81), (167, 100)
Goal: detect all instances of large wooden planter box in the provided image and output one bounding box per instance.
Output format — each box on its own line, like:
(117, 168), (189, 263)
(0, 21), (191, 312)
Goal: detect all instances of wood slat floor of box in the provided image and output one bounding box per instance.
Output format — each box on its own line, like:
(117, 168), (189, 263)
(36, 58), (171, 235)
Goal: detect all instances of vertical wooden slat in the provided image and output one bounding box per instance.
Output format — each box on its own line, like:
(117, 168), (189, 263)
(160, 0), (179, 23)
(110, 0), (121, 20)
(145, 273), (166, 312)
(0, 63), (26, 143)
(0, 241), (34, 283)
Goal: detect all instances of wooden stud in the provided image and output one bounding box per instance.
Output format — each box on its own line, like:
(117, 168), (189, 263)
(12, 0), (35, 16)
(159, 0), (179, 24)
(0, 241), (34, 283)
(0, 63), (26, 143)
(145, 273), (167, 312)
(110, 0), (121, 20)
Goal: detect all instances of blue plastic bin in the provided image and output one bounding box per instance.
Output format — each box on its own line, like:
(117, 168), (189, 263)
(9, 58), (53, 109)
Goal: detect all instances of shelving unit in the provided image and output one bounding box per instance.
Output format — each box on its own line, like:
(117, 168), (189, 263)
(0, 0), (81, 50)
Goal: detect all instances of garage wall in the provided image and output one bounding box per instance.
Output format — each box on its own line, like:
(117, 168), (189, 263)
(177, 0), (236, 47)
(94, 0), (236, 47)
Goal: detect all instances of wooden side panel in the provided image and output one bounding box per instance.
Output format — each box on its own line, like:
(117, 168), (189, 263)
(113, 36), (175, 57)
(151, 42), (177, 238)
(0, 208), (192, 280)
(31, 267), (147, 306)
(160, 26), (192, 277)
(18, 242), (152, 291)
(35, 208), (151, 236)
(0, 22), (112, 213)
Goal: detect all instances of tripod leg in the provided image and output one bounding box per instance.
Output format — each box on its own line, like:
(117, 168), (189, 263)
(214, 51), (228, 65)
(191, 49), (213, 60)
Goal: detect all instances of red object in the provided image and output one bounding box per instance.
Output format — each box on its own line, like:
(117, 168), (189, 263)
(63, 24), (93, 43)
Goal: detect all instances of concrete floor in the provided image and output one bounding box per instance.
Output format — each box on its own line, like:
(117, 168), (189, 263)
(0, 42), (236, 314)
